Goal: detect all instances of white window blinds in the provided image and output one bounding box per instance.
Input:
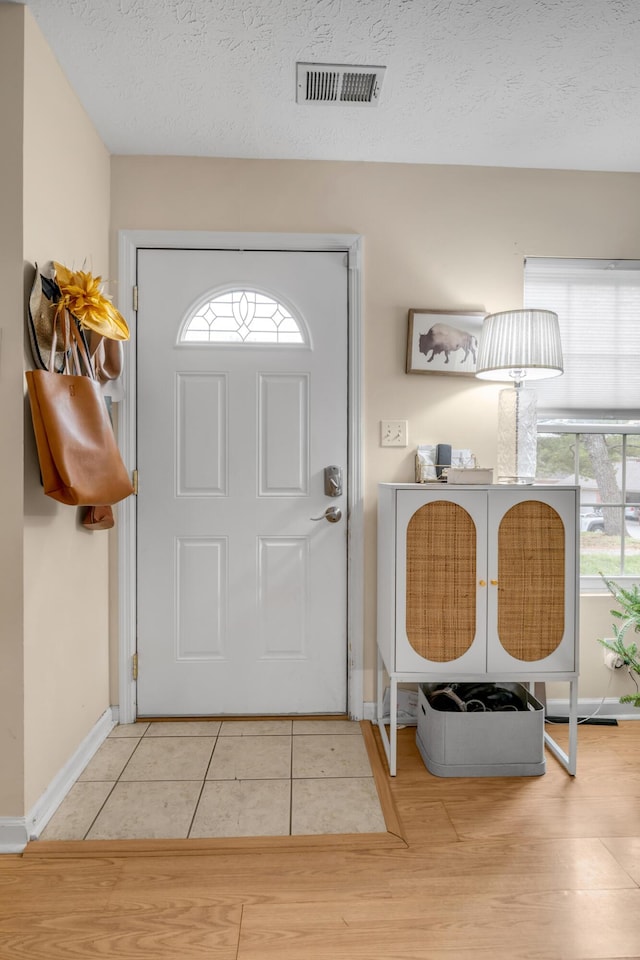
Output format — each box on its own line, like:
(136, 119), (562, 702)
(523, 258), (640, 416)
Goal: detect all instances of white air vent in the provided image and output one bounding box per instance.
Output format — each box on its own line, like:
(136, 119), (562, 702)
(296, 63), (385, 106)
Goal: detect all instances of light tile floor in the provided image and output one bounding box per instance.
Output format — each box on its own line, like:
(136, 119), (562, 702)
(39, 719), (387, 841)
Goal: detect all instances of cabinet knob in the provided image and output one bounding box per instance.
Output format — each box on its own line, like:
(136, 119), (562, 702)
(490, 579), (499, 585)
(479, 579), (486, 587)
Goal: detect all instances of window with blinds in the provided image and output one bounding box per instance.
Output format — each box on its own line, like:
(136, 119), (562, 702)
(524, 258), (640, 417)
(524, 258), (640, 584)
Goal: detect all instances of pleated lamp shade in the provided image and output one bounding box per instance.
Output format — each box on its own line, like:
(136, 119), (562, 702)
(475, 309), (563, 484)
(475, 309), (563, 382)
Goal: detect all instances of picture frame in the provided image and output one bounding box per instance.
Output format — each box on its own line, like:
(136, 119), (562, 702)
(406, 309), (486, 377)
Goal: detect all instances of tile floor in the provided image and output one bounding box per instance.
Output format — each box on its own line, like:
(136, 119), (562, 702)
(39, 719), (387, 841)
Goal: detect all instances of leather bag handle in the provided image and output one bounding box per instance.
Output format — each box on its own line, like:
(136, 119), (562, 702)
(49, 307), (96, 379)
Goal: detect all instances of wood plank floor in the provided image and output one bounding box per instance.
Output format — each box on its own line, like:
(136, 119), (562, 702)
(2, 721), (640, 959)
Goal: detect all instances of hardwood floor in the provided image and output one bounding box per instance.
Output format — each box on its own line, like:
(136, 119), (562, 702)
(2, 721), (640, 959)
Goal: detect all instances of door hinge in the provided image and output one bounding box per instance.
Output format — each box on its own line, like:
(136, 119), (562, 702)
(133, 285), (138, 311)
(132, 469), (138, 495)
(132, 652), (138, 681)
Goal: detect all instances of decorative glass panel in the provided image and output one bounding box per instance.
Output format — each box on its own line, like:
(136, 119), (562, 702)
(181, 290), (306, 344)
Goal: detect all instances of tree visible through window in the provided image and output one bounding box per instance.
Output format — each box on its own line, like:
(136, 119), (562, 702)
(537, 424), (640, 579)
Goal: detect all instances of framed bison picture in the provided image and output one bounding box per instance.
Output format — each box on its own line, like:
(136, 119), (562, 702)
(406, 309), (487, 376)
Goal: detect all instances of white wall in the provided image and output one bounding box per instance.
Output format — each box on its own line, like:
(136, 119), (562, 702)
(111, 156), (640, 705)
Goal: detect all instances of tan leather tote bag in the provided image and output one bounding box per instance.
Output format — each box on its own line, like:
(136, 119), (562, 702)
(25, 315), (134, 506)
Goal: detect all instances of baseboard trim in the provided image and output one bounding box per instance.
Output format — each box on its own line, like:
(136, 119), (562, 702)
(546, 697), (640, 720)
(27, 707), (117, 840)
(0, 707), (116, 854)
(0, 819), (31, 855)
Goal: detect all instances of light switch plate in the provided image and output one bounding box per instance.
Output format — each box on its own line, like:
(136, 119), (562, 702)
(381, 419), (408, 447)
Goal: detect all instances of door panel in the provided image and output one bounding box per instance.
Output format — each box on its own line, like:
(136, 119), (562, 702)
(497, 500), (565, 661)
(176, 373), (227, 496)
(258, 373), (309, 495)
(136, 248), (348, 715)
(394, 489), (487, 673)
(176, 536), (227, 659)
(405, 500), (477, 663)
(258, 536), (308, 657)
(487, 490), (576, 672)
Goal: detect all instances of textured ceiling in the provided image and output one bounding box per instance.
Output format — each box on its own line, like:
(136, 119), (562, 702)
(13, 0), (640, 170)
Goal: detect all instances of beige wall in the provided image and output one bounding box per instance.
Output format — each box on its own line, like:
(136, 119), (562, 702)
(576, 595), (637, 703)
(0, 3), (26, 816)
(111, 156), (640, 707)
(0, 2), (112, 820)
(2, 2), (635, 828)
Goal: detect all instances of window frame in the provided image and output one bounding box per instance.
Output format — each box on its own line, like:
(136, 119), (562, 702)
(537, 418), (640, 593)
(525, 256), (640, 592)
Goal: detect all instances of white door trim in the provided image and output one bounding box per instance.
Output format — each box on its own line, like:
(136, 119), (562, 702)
(116, 230), (364, 724)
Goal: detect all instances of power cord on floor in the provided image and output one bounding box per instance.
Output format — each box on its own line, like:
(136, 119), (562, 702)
(544, 669), (614, 725)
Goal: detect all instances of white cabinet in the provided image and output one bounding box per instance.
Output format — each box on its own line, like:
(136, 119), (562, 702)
(376, 484), (579, 775)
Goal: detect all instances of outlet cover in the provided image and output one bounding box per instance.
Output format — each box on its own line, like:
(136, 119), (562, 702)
(381, 419), (408, 447)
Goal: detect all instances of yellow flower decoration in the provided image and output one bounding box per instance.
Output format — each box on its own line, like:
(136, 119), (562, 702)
(54, 262), (130, 341)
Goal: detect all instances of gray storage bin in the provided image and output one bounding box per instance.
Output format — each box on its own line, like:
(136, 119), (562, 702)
(416, 682), (545, 777)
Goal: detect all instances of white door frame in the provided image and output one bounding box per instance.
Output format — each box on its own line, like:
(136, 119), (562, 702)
(116, 230), (364, 724)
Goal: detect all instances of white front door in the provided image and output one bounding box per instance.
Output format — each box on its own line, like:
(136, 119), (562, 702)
(136, 248), (348, 716)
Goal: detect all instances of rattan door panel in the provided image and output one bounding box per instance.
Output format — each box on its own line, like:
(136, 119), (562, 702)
(393, 489), (487, 674)
(406, 501), (476, 661)
(486, 488), (577, 672)
(496, 501), (565, 661)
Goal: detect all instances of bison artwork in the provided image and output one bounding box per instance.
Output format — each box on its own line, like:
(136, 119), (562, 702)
(418, 323), (478, 365)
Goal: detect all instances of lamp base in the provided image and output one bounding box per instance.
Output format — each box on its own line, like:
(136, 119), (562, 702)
(496, 386), (537, 485)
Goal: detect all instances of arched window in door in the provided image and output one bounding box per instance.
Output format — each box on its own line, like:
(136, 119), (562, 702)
(180, 289), (307, 344)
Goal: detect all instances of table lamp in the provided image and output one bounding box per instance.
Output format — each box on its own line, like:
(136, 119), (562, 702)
(475, 309), (563, 483)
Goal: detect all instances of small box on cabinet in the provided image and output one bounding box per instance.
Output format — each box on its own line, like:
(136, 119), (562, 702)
(444, 468), (494, 484)
(416, 683), (545, 777)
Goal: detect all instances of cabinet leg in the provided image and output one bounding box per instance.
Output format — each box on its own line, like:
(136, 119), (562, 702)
(389, 679), (397, 776)
(543, 680), (578, 776)
(375, 654), (397, 776)
(567, 679), (578, 775)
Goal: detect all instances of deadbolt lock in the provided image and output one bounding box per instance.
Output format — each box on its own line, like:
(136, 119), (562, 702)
(324, 465), (343, 497)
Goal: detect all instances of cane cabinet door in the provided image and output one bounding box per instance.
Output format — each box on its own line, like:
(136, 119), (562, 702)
(486, 489), (576, 672)
(395, 489), (487, 673)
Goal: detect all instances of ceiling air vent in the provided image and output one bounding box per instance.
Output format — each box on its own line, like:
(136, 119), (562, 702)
(296, 63), (385, 106)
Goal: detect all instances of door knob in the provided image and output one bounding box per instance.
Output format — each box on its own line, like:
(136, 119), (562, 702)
(311, 506), (342, 523)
